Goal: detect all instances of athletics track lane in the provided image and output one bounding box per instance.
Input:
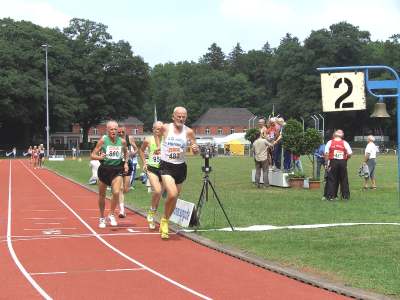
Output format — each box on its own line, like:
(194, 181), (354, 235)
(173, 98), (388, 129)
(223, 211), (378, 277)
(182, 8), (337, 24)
(1, 159), (351, 299)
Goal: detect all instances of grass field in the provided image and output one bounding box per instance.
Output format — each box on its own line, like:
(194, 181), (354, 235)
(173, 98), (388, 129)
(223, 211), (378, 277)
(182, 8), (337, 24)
(45, 154), (400, 298)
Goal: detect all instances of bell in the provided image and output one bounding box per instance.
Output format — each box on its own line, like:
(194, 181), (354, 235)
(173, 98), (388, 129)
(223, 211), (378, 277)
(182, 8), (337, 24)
(370, 102), (390, 118)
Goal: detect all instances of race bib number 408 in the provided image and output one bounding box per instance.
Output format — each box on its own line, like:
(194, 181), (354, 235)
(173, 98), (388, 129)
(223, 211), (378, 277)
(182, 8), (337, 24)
(106, 146), (122, 160)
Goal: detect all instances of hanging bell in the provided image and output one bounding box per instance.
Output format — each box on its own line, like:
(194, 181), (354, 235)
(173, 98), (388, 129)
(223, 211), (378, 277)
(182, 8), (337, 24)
(370, 102), (390, 118)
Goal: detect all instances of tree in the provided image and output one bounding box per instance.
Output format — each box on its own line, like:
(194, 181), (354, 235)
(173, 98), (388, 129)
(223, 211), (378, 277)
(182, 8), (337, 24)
(200, 43), (226, 70)
(63, 18), (149, 147)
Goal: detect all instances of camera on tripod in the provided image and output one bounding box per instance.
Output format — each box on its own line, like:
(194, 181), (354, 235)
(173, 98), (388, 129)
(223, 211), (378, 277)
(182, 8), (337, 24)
(200, 145), (215, 173)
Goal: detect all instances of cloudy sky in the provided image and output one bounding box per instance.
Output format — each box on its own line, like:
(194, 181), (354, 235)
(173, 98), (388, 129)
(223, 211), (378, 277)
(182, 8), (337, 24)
(0, 0), (399, 66)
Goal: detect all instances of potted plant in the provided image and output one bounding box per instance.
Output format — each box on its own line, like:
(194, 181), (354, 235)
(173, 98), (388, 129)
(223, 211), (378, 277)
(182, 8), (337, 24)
(282, 119), (323, 189)
(288, 170), (305, 188)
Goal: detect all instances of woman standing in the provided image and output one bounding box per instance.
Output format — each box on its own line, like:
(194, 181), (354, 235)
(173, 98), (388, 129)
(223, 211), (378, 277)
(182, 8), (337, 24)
(363, 135), (379, 190)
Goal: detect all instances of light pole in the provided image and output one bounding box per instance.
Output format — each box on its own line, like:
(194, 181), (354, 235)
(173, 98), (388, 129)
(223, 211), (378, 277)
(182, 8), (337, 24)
(42, 44), (50, 157)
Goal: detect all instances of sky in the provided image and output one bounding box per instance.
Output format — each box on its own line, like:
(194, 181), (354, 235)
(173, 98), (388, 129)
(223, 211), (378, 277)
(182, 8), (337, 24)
(0, 0), (399, 66)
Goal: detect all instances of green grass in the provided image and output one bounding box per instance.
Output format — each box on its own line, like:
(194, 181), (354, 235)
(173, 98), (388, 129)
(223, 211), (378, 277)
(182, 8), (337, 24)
(46, 154), (400, 297)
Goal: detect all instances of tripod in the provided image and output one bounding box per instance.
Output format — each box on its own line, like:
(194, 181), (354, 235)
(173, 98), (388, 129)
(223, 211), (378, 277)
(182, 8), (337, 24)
(192, 150), (234, 231)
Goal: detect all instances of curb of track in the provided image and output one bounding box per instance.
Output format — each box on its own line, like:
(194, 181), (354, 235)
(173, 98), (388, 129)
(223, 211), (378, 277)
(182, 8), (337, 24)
(48, 168), (393, 300)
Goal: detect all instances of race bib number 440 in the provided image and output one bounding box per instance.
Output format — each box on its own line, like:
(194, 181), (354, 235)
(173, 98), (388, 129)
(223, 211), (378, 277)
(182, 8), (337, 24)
(106, 146), (122, 160)
(333, 150), (344, 159)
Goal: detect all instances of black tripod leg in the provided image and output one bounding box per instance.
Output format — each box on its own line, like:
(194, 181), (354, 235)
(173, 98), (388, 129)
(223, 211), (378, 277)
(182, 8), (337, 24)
(208, 181), (234, 231)
(195, 180), (207, 227)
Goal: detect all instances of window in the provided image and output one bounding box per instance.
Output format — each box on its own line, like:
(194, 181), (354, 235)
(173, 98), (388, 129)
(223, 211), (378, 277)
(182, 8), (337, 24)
(79, 128), (83, 134)
(93, 128), (98, 135)
(243, 128), (247, 132)
(205, 128), (210, 135)
(133, 128), (138, 135)
(230, 128), (235, 134)
(217, 128), (223, 135)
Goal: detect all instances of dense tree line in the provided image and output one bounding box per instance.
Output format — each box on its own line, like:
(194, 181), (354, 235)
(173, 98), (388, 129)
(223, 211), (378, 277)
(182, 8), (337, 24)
(0, 18), (399, 148)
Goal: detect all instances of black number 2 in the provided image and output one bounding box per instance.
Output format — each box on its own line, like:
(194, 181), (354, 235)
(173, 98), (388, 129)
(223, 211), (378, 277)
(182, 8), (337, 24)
(334, 78), (354, 109)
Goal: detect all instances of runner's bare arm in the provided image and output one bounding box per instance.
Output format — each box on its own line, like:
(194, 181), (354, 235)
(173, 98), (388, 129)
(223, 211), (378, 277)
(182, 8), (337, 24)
(139, 139), (149, 171)
(155, 123), (168, 152)
(91, 138), (106, 160)
(129, 136), (138, 154)
(187, 128), (199, 154)
(122, 139), (129, 172)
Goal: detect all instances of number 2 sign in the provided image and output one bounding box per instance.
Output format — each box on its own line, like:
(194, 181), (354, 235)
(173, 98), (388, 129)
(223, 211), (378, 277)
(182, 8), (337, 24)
(320, 72), (366, 112)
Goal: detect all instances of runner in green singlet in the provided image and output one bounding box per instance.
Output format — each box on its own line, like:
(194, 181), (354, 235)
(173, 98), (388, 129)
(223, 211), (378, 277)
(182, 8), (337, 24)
(91, 120), (128, 228)
(139, 121), (163, 230)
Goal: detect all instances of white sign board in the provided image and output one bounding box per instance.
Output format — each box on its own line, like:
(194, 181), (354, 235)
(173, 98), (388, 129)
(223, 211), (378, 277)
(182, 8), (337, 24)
(170, 198), (195, 228)
(321, 72), (366, 112)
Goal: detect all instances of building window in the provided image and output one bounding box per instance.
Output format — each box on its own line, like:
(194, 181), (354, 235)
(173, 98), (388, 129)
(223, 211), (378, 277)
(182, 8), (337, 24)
(93, 128), (98, 135)
(230, 128), (235, 134)
(205, 128), (210, 135)
(132, 128), (138, 135)
(243, 128), (247, 132)
(217, 128), (223, 135)
(80, 128), (83, 134)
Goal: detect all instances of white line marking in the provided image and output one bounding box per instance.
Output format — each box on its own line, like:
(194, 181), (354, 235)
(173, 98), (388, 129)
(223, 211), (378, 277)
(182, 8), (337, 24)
(182, 222), (400, 232)
(7, 161), (52, 299)
(22, 162), (212, 300)
(23, 228), (76, 231)
(25, 218), (67, 220)
(127, 229), (140, 233)
(30, 267), (144, 276)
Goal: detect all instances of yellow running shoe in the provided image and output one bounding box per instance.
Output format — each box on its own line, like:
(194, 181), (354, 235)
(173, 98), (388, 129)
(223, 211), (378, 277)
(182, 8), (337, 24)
(147, 209), (156, 230)
(160, 217), (169, 240)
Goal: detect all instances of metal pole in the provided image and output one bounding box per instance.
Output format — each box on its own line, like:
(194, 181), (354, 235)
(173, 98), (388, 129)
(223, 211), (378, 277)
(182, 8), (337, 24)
(42, 44), (50, 157)
(313, 114), (320, 130)
(310, 115), (317, 130)
(252, 116), (257, 128)
(318, 113), (325, 140)
(300, 117), (304, 132)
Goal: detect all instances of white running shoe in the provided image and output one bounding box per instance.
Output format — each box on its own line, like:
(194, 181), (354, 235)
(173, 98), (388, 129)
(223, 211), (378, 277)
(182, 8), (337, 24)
(98, 217), (106, 229)
(108, 214), (118, 226)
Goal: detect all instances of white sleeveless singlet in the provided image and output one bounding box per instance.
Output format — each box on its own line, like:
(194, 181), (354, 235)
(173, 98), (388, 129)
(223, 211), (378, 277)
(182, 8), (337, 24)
(161, 123), (187, 164)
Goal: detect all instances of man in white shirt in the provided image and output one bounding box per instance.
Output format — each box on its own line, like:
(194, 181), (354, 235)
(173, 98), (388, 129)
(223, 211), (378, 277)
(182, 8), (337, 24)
(363, 135), (378, 189)
(324, 130), (352, 200)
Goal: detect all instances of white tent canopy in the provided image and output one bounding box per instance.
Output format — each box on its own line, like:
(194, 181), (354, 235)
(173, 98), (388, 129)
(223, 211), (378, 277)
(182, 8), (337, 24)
(214, 133), (250, 146)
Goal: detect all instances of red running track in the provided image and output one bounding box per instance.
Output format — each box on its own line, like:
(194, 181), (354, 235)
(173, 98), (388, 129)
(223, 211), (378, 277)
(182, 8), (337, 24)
(0, 159), (351, 299)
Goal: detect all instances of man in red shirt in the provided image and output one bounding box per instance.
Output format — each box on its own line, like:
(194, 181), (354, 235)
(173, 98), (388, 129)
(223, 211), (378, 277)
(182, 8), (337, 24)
(324, 130), (352, 200)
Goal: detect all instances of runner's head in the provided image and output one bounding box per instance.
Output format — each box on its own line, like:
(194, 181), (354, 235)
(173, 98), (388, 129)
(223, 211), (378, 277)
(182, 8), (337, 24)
(334, 129), (344, 139)
(258, 118), (265, 128)
(118, 126), (126, 138)
(152, 121), (163, 136)
(106, 120), (118, 140)
(172, 107), (187, 128)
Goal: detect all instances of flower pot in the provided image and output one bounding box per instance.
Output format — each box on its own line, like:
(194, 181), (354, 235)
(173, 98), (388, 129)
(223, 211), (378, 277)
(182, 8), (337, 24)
(289, 178), (304, 188)
(308, 180), (321, 190)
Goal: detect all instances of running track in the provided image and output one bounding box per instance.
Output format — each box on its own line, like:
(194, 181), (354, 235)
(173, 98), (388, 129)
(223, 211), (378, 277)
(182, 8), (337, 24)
(0, 160), (351, 299)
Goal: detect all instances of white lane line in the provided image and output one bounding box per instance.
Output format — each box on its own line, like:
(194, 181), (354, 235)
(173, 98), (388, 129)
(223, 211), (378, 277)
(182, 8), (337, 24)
(22, 162), (212, 300)
(7, 161), (52, 300)
(30, 267), (144, 276)
(24, 228), (76, 231)
(25, 218), (67, 220)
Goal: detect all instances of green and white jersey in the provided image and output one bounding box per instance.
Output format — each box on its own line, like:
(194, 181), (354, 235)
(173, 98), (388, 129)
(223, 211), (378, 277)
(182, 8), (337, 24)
(101, 135), (123, 166)
(146, 136), (161, 168)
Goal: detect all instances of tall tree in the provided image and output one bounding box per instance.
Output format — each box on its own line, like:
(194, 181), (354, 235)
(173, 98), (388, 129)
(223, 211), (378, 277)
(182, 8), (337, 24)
(200, 43), (226, 70)
(63, 18), (149, 146)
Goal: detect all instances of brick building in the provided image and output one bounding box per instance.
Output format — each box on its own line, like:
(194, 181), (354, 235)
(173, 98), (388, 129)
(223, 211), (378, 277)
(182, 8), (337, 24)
(192, 108), (256, 138)
(51, 116), (144, 149)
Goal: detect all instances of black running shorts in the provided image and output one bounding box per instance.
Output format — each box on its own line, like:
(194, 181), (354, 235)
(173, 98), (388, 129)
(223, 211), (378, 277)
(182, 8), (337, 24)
(98, 164), (123, 186)
(147, 165), (162, 182)
(159, 160), (187, 184)
(122, 160), (133, 177)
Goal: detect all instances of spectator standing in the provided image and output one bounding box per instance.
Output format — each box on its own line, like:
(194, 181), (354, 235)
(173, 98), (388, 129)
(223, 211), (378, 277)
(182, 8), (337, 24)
(253, 131), (273, 188)
(292, 154), (303, 173)
(314, 143), (326, 180)
(324, 130), (352, 200)
(363, 135), (379, 190)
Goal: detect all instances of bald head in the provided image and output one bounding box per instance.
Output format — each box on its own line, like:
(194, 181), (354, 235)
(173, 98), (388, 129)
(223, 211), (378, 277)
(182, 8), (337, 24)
(172, 106), (187, 128)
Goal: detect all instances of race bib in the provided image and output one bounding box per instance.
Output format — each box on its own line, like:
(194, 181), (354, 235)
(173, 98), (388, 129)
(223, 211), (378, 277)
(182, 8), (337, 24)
(106, 146), (122, 160)
(152, 154), (161, 163)
(168, 147), (182, 160)
(333, 150), (344, 159)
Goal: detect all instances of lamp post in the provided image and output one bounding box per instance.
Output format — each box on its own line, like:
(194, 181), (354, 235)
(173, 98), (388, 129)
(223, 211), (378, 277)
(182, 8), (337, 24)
(41, 44), (50, 157)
